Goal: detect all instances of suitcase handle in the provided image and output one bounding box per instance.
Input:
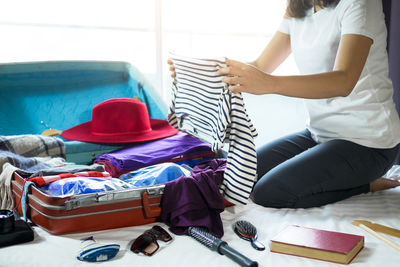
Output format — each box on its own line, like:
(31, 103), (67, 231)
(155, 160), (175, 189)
(142, 191), (161, 218)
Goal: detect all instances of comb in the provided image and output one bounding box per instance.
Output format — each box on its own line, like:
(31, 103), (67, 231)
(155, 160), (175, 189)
(352, 220), (400, 238)
(352, 220), (400, 252)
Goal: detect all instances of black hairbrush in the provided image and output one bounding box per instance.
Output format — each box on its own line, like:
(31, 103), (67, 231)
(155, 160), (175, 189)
(188, 226), (258, 267)
(232, 220), (265, 251)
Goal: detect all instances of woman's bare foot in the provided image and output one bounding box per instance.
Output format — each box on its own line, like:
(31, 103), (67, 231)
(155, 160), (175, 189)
(370, 177), (400, 192)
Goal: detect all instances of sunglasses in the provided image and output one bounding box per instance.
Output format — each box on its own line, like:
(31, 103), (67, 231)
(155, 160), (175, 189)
(130, 225), (172, 256)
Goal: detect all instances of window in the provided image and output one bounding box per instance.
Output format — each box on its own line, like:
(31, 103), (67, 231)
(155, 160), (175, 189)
(0, 0), (156, 70)
(0, 0), (306, 146)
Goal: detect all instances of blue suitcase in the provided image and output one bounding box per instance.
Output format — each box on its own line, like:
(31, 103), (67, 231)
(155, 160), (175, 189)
(0, 61), (167, 164)
(2, 61), (174, 234)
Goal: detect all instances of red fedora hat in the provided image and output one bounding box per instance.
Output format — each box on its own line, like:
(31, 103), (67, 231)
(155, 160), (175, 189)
(62, 98), (178, 143)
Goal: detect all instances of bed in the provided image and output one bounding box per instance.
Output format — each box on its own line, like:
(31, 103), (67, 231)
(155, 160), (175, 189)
(1, 185), (399, 267)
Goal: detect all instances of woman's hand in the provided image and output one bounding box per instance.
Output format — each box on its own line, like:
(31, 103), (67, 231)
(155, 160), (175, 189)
(167, 59), (176, 78)
(218, 58), (273, 95)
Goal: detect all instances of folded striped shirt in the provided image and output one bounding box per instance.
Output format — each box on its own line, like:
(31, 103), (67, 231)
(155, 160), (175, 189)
(168, 53), (258, 205)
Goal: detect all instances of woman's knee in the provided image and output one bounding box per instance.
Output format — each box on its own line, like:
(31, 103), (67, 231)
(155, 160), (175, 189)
(252, 177), (297, 208)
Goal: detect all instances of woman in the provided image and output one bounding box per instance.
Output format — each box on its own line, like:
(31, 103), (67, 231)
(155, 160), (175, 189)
(169, 0), (400, 208)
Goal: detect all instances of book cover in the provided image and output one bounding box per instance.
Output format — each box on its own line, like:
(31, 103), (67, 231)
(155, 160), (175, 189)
(270, 225), (364, 264)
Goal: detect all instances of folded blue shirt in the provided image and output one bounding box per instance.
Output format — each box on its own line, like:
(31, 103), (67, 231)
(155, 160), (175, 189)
(41, 177), (133, 196)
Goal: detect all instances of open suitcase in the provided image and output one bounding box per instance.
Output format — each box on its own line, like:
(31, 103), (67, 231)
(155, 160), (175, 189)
(11, 172), (166, 234)
(2, 61), (224, 234)
(11, 145), (221, 234)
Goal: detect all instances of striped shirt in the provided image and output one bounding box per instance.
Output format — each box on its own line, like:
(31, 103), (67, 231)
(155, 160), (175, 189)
(168, 54), (258, 205)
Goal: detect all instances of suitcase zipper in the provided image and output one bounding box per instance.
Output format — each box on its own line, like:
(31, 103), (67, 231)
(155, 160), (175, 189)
(13, 190), (162, 220)
(12, 180), (164, 210)
(65, 186), (164, 210)
(31, 198), (152, 220)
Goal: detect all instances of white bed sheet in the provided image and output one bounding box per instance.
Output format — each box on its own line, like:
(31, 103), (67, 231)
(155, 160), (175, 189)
(1, 187), (400, 267)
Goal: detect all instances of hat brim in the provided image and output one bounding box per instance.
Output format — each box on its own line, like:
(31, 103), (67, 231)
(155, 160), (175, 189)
(62, 118), (179, 143)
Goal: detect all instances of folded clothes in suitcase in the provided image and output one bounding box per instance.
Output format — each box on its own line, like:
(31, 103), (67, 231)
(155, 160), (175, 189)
(7, 128), (217, 234)
(9, 131), (217, 234)
(10, 138), (218, 234)
(11, 171), (166, 234)
(11, 161), (227, 235)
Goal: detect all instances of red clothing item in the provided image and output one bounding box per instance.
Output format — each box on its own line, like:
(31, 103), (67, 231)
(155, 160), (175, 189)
(27, 171), (110, 186)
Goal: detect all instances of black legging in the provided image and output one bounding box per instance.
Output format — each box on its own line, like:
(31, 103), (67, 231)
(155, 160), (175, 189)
(252, 129), (399, 208)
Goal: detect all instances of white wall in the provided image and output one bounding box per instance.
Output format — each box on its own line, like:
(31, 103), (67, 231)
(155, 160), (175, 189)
(0, 0), (307, 146)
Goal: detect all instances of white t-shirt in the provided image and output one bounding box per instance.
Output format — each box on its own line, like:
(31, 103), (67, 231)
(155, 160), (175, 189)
(278, 0), (400, 148)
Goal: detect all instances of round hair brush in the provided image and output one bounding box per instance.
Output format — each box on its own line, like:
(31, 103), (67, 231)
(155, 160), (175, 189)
(233, 220), (265, 251)
(187, 226), (258, 267)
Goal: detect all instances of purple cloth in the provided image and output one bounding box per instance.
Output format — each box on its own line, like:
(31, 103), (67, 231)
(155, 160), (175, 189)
(94, 131), (212, 170)
(94, 159), (127, 177)
(160, 158), (226, 238)
(96, 155), (215, 177)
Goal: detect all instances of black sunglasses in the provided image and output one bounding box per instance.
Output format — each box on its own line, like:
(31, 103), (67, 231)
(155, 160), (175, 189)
(130, 225), (172, 256)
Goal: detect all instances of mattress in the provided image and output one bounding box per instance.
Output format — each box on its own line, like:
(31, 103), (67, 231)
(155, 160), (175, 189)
(1, 187), (399, 267)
